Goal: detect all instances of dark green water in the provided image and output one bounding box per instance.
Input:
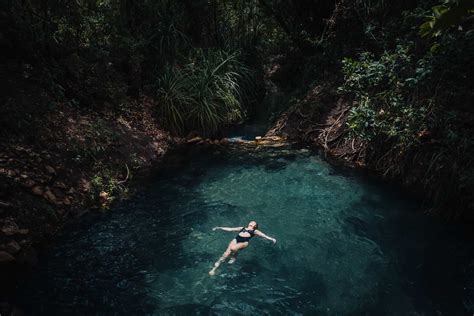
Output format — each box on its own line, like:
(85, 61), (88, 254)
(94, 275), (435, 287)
(18, 147), (474, 315)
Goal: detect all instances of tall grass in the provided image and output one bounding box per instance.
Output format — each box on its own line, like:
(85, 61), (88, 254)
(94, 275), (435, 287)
(156, 49), (251, 135)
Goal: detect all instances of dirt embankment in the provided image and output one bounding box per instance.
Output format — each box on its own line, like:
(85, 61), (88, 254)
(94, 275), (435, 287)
(266, 84), (365, 165)
(266, 83), (473, 221)
(0, 97), (174, 307)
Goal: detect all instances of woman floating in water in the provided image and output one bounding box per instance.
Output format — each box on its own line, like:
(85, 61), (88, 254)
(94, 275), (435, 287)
(209, 221), (276, 275)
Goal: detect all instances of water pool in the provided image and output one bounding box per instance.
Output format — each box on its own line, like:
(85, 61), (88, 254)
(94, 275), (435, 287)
(17, 147), (474, 315)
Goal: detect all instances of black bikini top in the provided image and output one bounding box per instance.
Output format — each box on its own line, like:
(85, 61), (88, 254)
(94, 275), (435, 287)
(239, 227), (255, 237)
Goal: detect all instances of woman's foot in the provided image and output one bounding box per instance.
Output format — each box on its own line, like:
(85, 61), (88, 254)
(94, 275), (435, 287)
(228, 257), (236, 264)
(209, 257), (224, 276)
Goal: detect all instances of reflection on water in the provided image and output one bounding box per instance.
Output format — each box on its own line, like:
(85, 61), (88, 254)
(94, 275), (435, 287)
(17, 147), (474, 315)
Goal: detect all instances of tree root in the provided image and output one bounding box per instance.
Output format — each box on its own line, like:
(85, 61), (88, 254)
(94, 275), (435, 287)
(118, 163), (130, 184)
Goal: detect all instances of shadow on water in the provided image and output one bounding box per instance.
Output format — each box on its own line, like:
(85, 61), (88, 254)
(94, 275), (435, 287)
(16, 151), (219, 314)
(341, 191), (474, 315)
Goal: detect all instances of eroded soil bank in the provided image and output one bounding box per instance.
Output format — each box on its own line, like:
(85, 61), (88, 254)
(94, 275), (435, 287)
(0, 98), (174, 312)
(265, 81), (474, 222)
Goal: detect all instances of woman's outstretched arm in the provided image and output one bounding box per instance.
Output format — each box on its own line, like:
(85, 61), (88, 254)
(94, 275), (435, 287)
(255, 230), (277, 244)
(212, 226), (243, 232)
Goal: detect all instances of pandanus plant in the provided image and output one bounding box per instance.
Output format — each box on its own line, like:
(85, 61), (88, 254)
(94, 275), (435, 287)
(156, 48), (252, 135)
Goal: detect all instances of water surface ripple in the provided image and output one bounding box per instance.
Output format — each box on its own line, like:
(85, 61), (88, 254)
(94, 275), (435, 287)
(18, 148), (474, 315)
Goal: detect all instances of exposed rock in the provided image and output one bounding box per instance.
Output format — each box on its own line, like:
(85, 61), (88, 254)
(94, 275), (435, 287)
(265, 142), (286, 148)
(54, 181), (67, 189)
(17, 229), (29, 235)
(155, 147), (165, 156)
(1, 219), (19, 236)
(43, 190), (57, 203)
(5, 241), (21, 254)
(45, 165), (56, 174)
(186, 131), (200, 139)
(255, 136), (262, 140)
(0, 251), (15, 263)
(32, 186), (44, 196)
(263, 135), (285, 142)
(6, 169), (15, 177)
(23, 179), (36, 188)
(186, 136), (203, 144)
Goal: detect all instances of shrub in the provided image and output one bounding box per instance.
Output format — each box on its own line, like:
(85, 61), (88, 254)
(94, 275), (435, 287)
(339, 44), (429, 148)
(155, 48), (252, 135)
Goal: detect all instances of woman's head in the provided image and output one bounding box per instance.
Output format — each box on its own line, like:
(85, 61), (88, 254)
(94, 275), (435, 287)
(248, 221), (258, 229)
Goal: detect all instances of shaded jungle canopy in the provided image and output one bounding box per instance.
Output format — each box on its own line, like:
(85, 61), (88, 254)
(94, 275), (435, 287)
(1, 0), (473, 217)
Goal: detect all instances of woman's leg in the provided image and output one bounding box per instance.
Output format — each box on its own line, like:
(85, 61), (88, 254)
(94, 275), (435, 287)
(209, 240), (236, 275)
(230, 242), (248, 252)
(228, 242), (248, 264)
(228, 252), (238, 264)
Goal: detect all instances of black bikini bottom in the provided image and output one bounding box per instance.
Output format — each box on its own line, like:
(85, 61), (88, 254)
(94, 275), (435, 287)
(235, 236), (250, 243)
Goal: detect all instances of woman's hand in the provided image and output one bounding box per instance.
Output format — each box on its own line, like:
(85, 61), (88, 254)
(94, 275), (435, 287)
(271, 238), (277, 244)
(212, 227), (220, 231)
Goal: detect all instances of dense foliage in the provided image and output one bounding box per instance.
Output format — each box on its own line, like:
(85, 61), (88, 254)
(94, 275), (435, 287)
(336, 4), (473, 216)
(0, 0), (274, 135)
(1, 0), (473, 216)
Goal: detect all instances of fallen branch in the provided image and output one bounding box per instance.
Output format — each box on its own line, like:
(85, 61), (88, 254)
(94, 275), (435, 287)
(118, 163), (130, 184)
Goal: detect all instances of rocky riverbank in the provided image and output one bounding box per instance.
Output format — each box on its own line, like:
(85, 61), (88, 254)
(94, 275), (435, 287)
(265, 83), (474, 221)
(0, 97), (174, 312)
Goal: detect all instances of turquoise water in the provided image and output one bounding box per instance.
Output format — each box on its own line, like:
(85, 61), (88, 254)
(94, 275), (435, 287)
(18, 147), (473, 315)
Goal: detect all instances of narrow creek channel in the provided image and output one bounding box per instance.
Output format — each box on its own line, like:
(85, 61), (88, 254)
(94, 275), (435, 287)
(16, 145), (474, 315)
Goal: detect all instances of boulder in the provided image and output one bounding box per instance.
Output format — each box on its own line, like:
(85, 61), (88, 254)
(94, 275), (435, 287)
(0, 251), (15, 263)
(54, 181), (67, 189)
(1, 219), (19, 236)
(43, 190), (57, 203)
(32, 186), (44, 196)
(5, 241), (21, 254)
(45, 165), (56, 174)
(23, 179), (36, 188)
(263, 135), (285, 142)
(186, 136), (203, 144)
